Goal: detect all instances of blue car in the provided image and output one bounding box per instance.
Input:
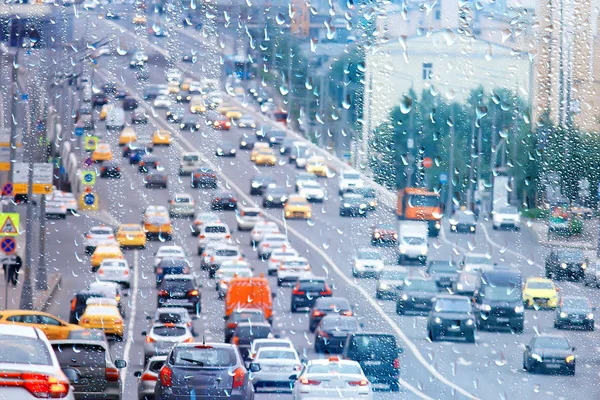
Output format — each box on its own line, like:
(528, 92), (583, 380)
(155, 258), (192, 288)
(129, 148), (148, 164)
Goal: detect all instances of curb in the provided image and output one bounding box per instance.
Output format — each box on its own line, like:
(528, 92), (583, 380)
(34, 272), (61, 312)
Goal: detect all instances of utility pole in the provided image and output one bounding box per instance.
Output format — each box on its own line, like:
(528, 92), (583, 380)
(7, 49), (19, 213)
(446, 106), (456, 216)
(37, 194), (47, 290)
(467, 107), (476, 208)
(19, 93), (34, 311)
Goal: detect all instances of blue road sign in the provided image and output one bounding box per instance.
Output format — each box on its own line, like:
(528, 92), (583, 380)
(75, 127), (85, 137)
(84, 193), (95, 206)
(84, 173), (93, 183)
(440, 173), (448, 184)
(0, 237), (16, 255)
(21, 94), (28, 102)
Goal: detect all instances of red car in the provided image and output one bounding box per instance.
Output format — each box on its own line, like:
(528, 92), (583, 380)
(213, 116), (231, 130)
(371, 223), (398, 246)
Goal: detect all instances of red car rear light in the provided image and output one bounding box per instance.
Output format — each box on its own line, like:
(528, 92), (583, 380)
(293, 284), (305, 296)
(227, 322), (238, 328)
(0, 372), (70, 398)
(348, 380), (369, 386)
(187, 290), (199, 297)
(105, 367), (120, 382)
(341, 310), (353, 316)
(158, 290), (169, 296)
(70, 298), (76, 312)
(299, 377), (321, 385)
(159, 366), (172, 387)
(141, 373), (157, 381)
(312, 310), (325, 317)
(232, 367), (245, 389)
(393, 358), (400, 369)
(231, 336), (239, 345)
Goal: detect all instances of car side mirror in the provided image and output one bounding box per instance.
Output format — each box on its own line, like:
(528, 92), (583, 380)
(572, 347), (576, 352)
(525, 345), (530, 351)
(115, 360), (127, 369)
(141, 330), (147, 336)
(223, 316), (228, 320)
(271, 292), (277, 298)
(146, 316), (152, 320)
(288, 374), (298, 380)
(249, 363), (261, 372)
(134, 371), (142, 378)
(359, 323), (365, 329)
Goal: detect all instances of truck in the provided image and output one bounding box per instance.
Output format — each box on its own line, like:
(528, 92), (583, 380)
(398, 221), (429, 264)
(396, 188), (442, 237)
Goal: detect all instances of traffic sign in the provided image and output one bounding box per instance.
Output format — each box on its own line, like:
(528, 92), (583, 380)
(440, 173), (448, 184)
(75, 127), (84, 137)
(0, 237), (16, 255)
(422, 157), (433, 169)
(83, 157), (94, 168)
(84, 193), (95, 205)
(81, 170), (96, 186)
(0, 213), (19, 236)
(2, 183), (12, 196)
(21, 94), (28, 102)
(84, 136), (99, 151)
(12, 163), (53, 195)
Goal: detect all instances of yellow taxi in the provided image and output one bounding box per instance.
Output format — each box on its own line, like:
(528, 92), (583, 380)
(180, 78), (193, 92)
(99, 104), (112, 121)
(132, 14), (146, 25)
(0, 310), (82, 340)
(119, 127), (137, 146)
(152, 129), (172, 146)
(284, 194), (312, 219)
(306, 156), (329, 177)
(91, 244), (124, 271)
(92, 143), (113, 162)
(190, 97), (206, 114)
(144, 212), (173, 240)
(168, 81), (180, 94)
(225, 108), (243, 120)
(250, 143), (271, 162)
(253, 148), (277, 166)
(217, 105), (232, 115)
(116, 223), (147, 249)
(79, 302), (124, 340)
(523, 277), (559, 309)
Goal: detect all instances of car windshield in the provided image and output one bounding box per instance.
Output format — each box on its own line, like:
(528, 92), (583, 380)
(358, 251), (381, 260)
(257, 350), (296, 360)
(215, 249), (239, 257)
(380, 269), (408, 280)
(308, 363), (362, 375)
(0, 335), (52, 365)
(183, 155), (199, 162)
(402, 237), (425, 245)
(205, 226), (227, 233)
(534, 337), (571, 350)
(171, 347), (236, 366)
(562, 298), (590, 309)
(343, 173), (361, 180)
(558, 250), (585, 261)
(434, 298), (472, 313)
(465, 256), (491, 265)
(429, 262), (458, 273)
(404, 279), (438, 292)
(321, 318), (359, 331)
(299, 281), (327, 291)
(153, 326), (187, 337)
(527, 281), (554, 290)
(498, 207), (518, 214)
(483, 285), (522, 301)
(52, 343), (106, 366)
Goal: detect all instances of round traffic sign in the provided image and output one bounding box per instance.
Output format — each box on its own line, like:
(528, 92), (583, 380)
(2, 183), (13, 196)
(0, 237), (16, 255)
(83, 157), (93, 167)
(422, 157), (433, 169)
(84, 193), (95, 206)
(84, 172), (94, 183)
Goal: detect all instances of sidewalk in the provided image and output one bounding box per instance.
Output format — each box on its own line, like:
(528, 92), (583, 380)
(528, 218), (599, 251)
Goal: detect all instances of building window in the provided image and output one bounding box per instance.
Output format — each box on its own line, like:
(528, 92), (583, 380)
(423, 63), (433, 80)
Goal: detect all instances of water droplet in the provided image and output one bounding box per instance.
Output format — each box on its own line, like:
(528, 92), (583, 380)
(400, 95), (412, 114)
(276, 13), (285, 25)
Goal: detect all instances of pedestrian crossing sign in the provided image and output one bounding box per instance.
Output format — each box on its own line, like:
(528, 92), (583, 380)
(84, 136), (99, 151)
(0, 213), (19, 236)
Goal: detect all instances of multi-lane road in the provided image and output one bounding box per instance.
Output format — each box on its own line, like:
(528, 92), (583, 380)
(33, 4), (600, 399)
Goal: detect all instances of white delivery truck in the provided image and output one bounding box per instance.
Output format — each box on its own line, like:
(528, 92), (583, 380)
(398, 221), (429, 264)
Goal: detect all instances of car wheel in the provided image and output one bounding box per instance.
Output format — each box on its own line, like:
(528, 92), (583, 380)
(197, 248), (203, 256)
(493, 225), (498, 230)
(309, 325), (316, 333)
(314, 340), (324, 353)
(428, 329), (435, 342)
(389, 382), (401, 392)
(277, 279), (283, 287)
(396, 304), (404, 315)
(291, 304), (297, 313)
(466, 332), (475, 343)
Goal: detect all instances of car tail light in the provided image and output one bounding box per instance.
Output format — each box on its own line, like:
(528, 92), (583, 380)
(156, 268), (163, 274)
(232, 367), (245, 389)
(98, 269), (104, 275)
(158, 290), (169, 296)
(81, 318), (90, 324)
(227, 322), (237, 328)
(194, 220), (201, 225)
(0, 372), (70, 398)
(114, 319), (123, 325)
(199, 235), (205, 239)
(115, 167), (120, 171)
(184, 337), (194, 343)
(187, 290), (199, 297)
(145, 336), (155, 343)
(312, 310), (325, 317)
(70, 298), (76, 312)
(210, 256), (215, 262)
(105, 367), (120, 382)
(320, 331), (330, 338)
(293, 285), (305, 296)
(115, 295), (121, 302)
(348, 380), (369, 386)
(231, 336), (239, 345)
(124, 270), (129, 276)
(271, 258), (279, 264)
(108, 235), (115, 239)
(299, 377), (321, 385)
(159, 366), (172, 387)
(341, 310), (353, 316)
(141, 373), (157, 381)
(85, 234), (92, 239)
(320, 285), (332, 296)
(194, 173), (200, 178)
(393, 358), (400, 369)
(225, 234), (231, 239)
(183, 267), (191, 274)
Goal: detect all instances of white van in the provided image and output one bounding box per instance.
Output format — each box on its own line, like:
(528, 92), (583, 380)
(106, 107), (125, 130)
(338, 169), (364, 195)
(398, 221), (429, 264)
(179, 152), (203, 175)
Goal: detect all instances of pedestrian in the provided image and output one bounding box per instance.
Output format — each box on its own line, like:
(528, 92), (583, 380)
(12, 254), (22, 287)
(5, 254), (22, 288)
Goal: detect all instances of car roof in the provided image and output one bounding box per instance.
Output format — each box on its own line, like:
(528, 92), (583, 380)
(163, 274), (193, 281)
(0, 324), (41, 338)
(481, 269), (521, 283)
(50, 339), (110, 350)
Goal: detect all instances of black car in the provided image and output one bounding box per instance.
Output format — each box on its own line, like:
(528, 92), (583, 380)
(180, 114), (201, 131)
(308, 297), (353, 332)
(176, 91), (193, 103)
(122, 141), (153, 158)
(138, 155), (160, 173)
(342, 333), (403, 392)
(191, 167), (218, 189)
(166, 106), (185, 123)
(131, 109), (148, 124)
(339, 193), (368, 217)
(250, 175), (276, 195)
(204, 110), (220, 125)
(91, 93), (108, 107)
(143, 85), (164, 100)
(474, 269), (524, 333)
(554, 296), (595, 330)
(314, 315), (360, 353)
(278, 138), (297, 155)
(102, 82), (117, 94)
(129, 57), (145, 68)
(115, 89), (129, 99)
(154, 343), (255, 399)
(135, 67), (150, 81)
(224, 309), (267, 343)
(239, 133), (257, 150)
(122, 96), (138, 111)
(262, 186), (288, 208)
(395, 277), (438, 315)
(68, 290), (104, 324)
(155, 258), (192, 286)
(427, 295), (476, 342)
(255, 126), (269, 141)
(523, 335), (576, 375)
(99, 161), (121, 178)
(375, 267), (409, 300)
(230, 322), (273, 360)
(216, 141), (237, 157)
(545, 249), (588, 281)
(426, 260), (460, 289)
(157, 275), (201, 314)
(105, 9), (121, 19)
(266, 129), (286, 146)
(450, 210), (477, 233)
(288, 143), (309, 164)
(181, 51), (197, 63)
(290, 277), (332, 312)
(211, 192), (237, 210)
(370, 223), (398, 246)
(347, 187), (377, 210)
(144, 171), (168, 188)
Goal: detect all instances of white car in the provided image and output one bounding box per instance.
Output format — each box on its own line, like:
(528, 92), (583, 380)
(45, 199), (67, 219)
(166, 68), (182, 83)
(133, 50), (148, 62)
(295, 172), (318, 192)
(298, 181), (326, 202)
(197, 223), (232, 254)
(492, 206), (521, 230)
(178, 152), (203, 176)
(250, 221), (280, 246)
(0, 325), (75, 400)
(277, 257), (311, 286)
(97, 258), (131, 288)
(205, 244), (243, 278)
(191, 212), (223, 236)
(249, 338), (295, 360)
(353, 248), (384, 278)
(461, 252), (494, 272)
(215, 263), (253, 299)
(238, 115), (256, 129)
(257, 233), (291, 260)
(292, 357), (372, 400)
(268, 247), (300, 276)
(144, 205), (168, 217)
(154, 245), (186, 264)
(142, 323), (193, 363)
(236, 206), (263, 231)
(50, 191), (78, 213)
(153, 95), (171, 109)
(82, 0), (98, 9)
(250, 347), (302, 392)
(84, 226), (117, 255)
(398, 235), (428, 263)
(168, 193), (196, 217)
(338, 169), (364, 195)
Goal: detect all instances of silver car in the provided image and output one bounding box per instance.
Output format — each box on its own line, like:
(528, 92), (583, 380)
(267, 247), (300, 276)
(250, 221), (280, 246)
(197, 222), (232, 254)
(235, 206), (263, 231)
(142, 323), (193, 363)
(134, 355), (166, 400)
(191, 212), (223, 236)
(375, 266), (410, 300)
(84, 226), (117, 255)
(45, 199), (67, 219)
(249, 347), (302, 393)
(257, 233), (291, 260)
(168, 193), (196, 217)
(206, 244), (243, 278)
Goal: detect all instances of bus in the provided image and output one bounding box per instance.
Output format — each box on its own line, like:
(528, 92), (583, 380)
(224, 55), (254, 80)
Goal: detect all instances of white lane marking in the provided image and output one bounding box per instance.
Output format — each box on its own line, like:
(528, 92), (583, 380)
(121, 248), (139, 388)
(92, 35), (477, 400)
(400, 378), (433, 400)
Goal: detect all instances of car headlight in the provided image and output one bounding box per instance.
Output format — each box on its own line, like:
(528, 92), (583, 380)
(401, 294), (408, 301)
(514, 305), (524, 313)
(267, 196), (273, 201)
(251, 123), (256, 128)
(217, 148), (223, 153)
(370, 201), (376, 207)
(561, 262), (567, 269)
(470, 226), (475, 231)
(465, 319), (474, 326)
(399, 245), (407, 254)
(251, 182), (259, 188)
(582, 263), (587, 270)
(531, 353), (542, 362)
(343, 203), (351, 208)
(280, 196), (287, 202)
(435, 221), (441, 230)
(434, 317), (442, 324)
(230, 149), (236, 153)
(560, 312), (568, 318)
(270, 137), (276, 142)
(480, 304), (491, 312)
(241, 141), (247, 146)
(456, 283), (463, 290)
(359, 204), (367, 209)
(587, 313), (594, 319)
(451, 225), (457, 230)
(420, 247), (427, 255)
(374, 232), (381, 239)
(379, 283), (389, 290)
(565, 355), (575, 363)
(180, 124), (185, 128)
